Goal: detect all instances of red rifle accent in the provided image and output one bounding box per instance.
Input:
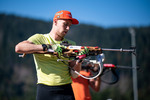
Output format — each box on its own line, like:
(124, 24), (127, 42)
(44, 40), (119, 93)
(78, 54), (87, 59)
(103, 64), (116, 68)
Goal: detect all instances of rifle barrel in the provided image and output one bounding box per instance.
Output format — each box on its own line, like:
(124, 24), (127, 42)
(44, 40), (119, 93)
(101, 48), (135, 52)
(116, 65), (139, 69)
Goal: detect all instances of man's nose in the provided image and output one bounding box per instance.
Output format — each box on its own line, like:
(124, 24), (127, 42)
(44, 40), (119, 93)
(66, 26), (70, 30)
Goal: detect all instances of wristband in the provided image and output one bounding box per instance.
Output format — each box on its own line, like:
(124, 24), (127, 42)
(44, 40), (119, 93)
(42, 44), (52, 51)
(42, 44), (48, 51)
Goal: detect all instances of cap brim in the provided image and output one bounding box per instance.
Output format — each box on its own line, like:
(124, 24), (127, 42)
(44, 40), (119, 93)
(71, 18), (79, 25)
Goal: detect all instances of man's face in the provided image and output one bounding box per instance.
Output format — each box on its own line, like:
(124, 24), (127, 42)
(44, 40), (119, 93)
(55, 19), (72, 38)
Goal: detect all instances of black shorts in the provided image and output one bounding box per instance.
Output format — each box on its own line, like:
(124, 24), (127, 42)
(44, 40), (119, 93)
(36, 84), (75, 100)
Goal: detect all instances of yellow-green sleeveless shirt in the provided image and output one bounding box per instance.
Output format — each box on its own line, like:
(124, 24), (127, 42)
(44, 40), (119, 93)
(28, 33), (76, 86)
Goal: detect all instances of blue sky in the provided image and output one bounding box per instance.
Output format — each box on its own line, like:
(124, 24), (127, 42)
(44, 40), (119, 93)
(0, 0), (150, 27)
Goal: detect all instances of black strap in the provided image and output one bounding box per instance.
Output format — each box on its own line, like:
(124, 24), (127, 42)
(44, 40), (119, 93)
(100, 68), (119, 85)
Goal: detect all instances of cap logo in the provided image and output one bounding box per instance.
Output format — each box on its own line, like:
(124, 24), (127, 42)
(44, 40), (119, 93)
(57, 16), (60, 18)
(66, 14), (72, 17)
(56, 12), (63, 15)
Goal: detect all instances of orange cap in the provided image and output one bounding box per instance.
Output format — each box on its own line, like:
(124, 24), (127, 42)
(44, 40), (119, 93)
(53, 10), (79, 25)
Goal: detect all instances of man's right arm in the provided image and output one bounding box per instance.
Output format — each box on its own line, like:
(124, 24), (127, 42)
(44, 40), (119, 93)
(15, 40), (43, 54)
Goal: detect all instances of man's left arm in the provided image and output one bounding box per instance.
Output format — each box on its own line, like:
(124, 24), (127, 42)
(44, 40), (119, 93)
(69, 60), (82, 78)
(89, 76), (101, 92)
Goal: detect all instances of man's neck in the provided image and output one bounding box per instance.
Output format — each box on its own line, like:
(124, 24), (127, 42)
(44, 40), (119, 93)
(49, 32), (63, 41)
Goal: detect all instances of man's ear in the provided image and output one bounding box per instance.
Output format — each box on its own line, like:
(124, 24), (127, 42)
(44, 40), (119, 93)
(53, 19), (57, 25)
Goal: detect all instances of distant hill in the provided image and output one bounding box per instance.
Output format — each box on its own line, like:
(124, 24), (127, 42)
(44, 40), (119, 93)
(0, 14), (150, 100)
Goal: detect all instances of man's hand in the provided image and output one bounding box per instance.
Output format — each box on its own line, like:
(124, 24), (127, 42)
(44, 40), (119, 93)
(55, 46), (63, 57)
(51, 45), (65, 57)
(79, 47), (89, 55)
(78, 47), (89, 59)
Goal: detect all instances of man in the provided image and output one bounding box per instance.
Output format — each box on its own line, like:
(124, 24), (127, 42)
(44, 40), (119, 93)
(15, 10), (86, 100)
(72, 63), (101, 100)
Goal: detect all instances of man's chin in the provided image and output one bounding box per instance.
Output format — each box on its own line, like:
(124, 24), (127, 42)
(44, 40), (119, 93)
(62, 32), (67, 37)
(63, 32), (68, 35)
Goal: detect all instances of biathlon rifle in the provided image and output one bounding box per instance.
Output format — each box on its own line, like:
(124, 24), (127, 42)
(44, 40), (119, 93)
(19, 41), (136, 59)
